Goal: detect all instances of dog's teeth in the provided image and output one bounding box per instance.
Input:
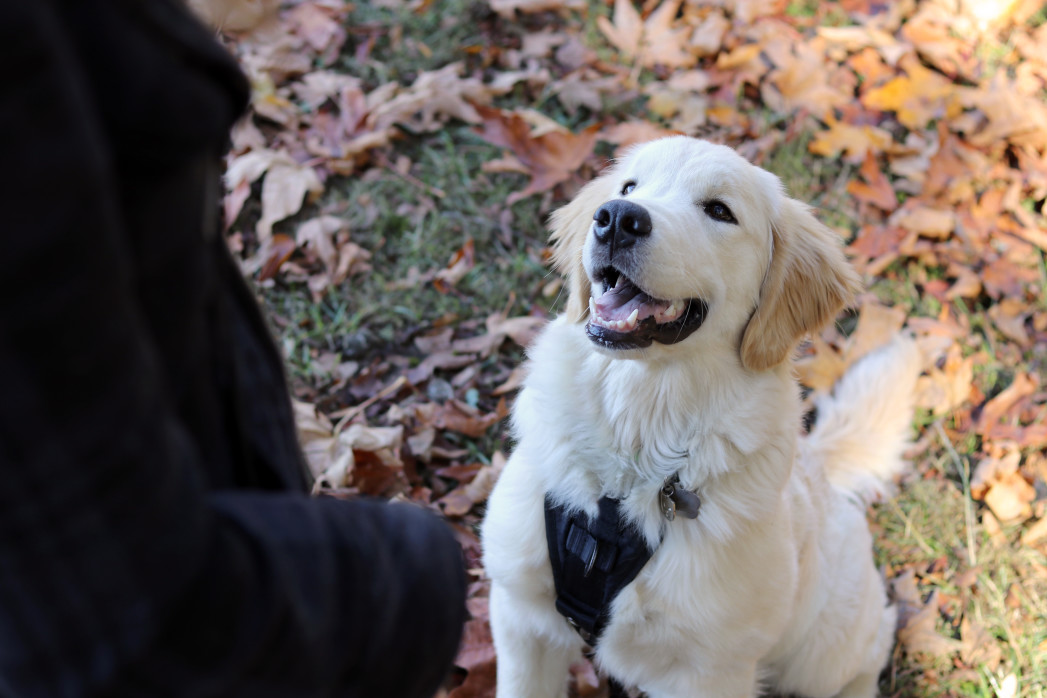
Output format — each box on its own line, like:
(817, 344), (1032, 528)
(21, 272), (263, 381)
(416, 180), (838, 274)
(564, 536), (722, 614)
(626, 308), (639, 328)
(589, 297), (597, 319)
(614, 275), (624, 289)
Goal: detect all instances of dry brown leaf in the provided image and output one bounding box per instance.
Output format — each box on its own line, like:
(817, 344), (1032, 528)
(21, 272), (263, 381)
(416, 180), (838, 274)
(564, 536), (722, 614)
(988, 298), (1032, 346)
(959, 616), (1003, 671)
(598, 0), (693, 69)
(984, 470), (1036, 522)
(258, 233), (297, 281)
(596, 0), (643, 59)
(473, 106), (599, 204)
(960, 71), (1047, 148)
(439, 452), (507, 517)
(1021, 516), (1047, 547)
(890, 205), (956, 240)
(258, 160), (323, 243)
(689, 11), (729, 57)
(641, 0), (694, 69)
(370, 64), (494, 133)
(897, 589), (963, 658)
(434, 400), (503, 438)
(978, 372), (1037, 435)
(550, 72), (620, 114)
(847, 225), (910, 273)
(972, 449), (1035, 522)
(764, 41), (850, 119)
(847, 151), (898, 211)
(434, 239), (476, 293)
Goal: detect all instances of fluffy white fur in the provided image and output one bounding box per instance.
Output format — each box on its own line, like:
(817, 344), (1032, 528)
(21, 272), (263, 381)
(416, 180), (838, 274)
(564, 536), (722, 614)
(481, 137), (923, 698)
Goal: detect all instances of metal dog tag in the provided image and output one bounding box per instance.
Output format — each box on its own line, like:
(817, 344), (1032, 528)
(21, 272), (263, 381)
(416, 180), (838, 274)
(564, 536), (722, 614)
(660, 474), (700, 521)
(659, 488), (676, 521)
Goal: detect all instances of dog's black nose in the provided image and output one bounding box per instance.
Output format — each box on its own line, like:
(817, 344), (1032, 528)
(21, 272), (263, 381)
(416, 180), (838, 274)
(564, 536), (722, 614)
(593, 200), (652, 249)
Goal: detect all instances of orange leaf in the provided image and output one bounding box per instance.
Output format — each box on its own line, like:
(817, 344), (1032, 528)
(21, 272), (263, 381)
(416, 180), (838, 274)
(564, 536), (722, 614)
(891, 205), (955, 239)
(846, 151), (898, 211)
(809, 116), (892, 164)
(861, 56), (963, 130)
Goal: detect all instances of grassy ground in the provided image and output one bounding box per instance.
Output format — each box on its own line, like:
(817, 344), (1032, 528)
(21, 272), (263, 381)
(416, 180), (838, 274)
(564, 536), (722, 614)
(228, 1), (1047, 695)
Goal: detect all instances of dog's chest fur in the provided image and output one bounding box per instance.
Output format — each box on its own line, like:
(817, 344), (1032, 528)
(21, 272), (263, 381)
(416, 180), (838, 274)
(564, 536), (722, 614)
(515, 318), (799, 547)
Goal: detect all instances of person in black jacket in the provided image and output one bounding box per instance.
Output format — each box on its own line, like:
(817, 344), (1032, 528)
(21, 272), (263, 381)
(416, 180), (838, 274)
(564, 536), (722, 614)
(0, 1), (466, 696)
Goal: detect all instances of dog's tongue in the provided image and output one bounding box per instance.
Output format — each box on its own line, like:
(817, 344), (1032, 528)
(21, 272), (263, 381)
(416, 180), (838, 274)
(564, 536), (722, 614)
(594, 278), (659, 322)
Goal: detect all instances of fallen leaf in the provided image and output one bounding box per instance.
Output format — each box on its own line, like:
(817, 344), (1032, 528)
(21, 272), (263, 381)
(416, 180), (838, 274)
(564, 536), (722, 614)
(258, 233), (297, 281)
(689, 11), (729, 57)
(596, 0), (643, 59)
(370, 63), (495, 133)
(897, 589), (963, 657)
(258, 160), (323, 243)
(847, 151), (898, 211)
(764, 41), (851, 119)
(640, 0), (694, 69)
(959, 617), (1003, 671)
(862, 55), (963, 130)
(915, 344), (973, 416)
(972, 449), (1035, 522)
(473, 106), (599, 204)
(434, 239), (476, 293)
(890, 205), (956, 240)
(809, 116), (893, 164)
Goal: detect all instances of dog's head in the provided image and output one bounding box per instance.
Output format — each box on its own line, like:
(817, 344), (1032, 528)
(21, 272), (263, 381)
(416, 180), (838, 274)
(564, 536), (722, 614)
(550, 137), (860, 370)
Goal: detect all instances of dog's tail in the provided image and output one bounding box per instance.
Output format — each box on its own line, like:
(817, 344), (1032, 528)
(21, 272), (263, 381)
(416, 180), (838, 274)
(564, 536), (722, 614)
(804, 334), (923, 504)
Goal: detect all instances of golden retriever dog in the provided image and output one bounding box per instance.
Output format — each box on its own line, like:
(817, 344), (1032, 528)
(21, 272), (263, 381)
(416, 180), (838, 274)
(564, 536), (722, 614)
(481, 137), (922, 698)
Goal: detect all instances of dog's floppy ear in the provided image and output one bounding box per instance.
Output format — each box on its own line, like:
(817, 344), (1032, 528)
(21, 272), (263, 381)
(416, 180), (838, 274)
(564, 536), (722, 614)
(741, 198), (861, 371)
(549, 169), (619, 323)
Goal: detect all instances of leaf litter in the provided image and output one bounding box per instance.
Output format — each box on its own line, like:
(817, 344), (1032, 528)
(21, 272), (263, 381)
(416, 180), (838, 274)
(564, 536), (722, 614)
(210, 0), (1047, 694)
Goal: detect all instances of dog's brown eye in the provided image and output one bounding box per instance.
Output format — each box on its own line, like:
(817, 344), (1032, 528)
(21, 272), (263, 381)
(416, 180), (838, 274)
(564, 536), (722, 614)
(703, 200), (737, 224)
(621, 181), (636, 196)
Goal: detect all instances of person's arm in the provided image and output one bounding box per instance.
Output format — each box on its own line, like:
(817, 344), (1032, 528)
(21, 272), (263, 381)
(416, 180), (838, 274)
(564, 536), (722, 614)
(0, 4), (464, 696)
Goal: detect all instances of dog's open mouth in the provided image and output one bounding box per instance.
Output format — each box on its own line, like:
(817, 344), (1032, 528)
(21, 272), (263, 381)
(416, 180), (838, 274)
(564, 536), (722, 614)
(586, 267), (708, 350)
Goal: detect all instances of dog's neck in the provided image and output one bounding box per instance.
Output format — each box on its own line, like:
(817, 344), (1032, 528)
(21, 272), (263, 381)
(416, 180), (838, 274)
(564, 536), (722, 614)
(521, 318), (800, 545)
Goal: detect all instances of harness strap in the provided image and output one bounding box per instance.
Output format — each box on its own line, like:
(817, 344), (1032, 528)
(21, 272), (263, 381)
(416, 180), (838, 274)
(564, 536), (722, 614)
(544, 496), (655, 645)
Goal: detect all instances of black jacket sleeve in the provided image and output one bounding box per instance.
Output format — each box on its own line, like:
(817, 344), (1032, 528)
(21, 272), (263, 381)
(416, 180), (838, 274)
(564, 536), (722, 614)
(0, 3), (465, 697)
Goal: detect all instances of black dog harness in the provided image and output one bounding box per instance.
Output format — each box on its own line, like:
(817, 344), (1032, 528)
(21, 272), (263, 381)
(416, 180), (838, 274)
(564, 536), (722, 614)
(543, 475), (700, 646)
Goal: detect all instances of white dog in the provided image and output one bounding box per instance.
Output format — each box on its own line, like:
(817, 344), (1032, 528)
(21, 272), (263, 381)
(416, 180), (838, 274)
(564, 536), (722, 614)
(481, 137), (922, 698)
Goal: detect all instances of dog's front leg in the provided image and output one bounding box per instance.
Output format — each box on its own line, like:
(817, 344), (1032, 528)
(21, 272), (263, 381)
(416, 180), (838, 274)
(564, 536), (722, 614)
(639, 661), (761, 698)
(489, 583), (577, 698)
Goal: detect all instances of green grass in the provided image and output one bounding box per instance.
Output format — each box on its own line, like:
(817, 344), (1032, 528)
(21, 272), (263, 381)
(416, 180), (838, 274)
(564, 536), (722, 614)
(261, 126), (555, 388)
